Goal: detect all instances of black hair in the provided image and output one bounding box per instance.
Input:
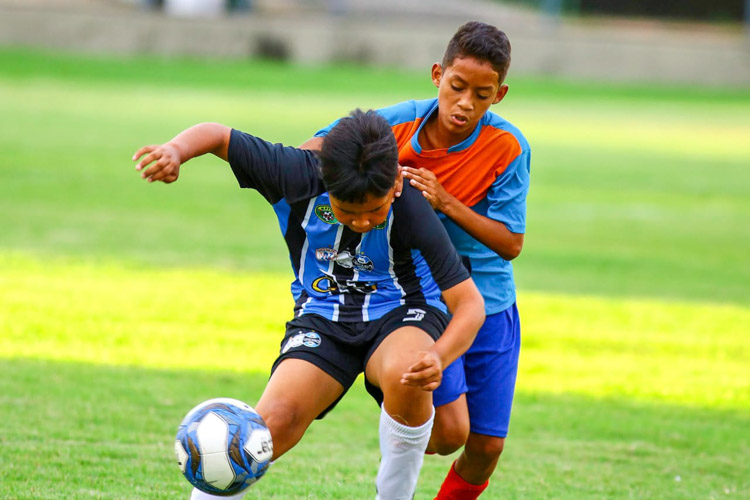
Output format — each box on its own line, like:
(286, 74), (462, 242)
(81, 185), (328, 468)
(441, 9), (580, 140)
(317, 109), (398, 203)
(442, 21), (511, 82)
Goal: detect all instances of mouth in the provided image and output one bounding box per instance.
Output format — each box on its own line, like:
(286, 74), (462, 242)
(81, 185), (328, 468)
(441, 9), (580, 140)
(450, 114), (469, 127)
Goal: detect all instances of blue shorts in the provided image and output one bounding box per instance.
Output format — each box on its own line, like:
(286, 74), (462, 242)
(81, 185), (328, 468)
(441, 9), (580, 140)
(433, 302), (521, 438)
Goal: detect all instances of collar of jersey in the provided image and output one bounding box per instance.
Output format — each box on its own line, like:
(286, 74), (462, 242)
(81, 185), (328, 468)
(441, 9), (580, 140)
(410, 99), (484, 155)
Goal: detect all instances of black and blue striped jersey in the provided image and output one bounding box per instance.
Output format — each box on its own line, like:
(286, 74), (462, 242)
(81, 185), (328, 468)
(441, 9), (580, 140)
(228, 129), (470, 323)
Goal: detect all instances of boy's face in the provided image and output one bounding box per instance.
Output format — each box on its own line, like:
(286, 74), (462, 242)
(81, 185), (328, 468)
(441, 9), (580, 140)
(329, 184), (397, 233)
(432, 56), (508, 138)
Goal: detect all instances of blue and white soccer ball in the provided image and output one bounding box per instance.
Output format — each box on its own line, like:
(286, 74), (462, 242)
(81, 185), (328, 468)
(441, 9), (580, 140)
(175, 398), (273, 496)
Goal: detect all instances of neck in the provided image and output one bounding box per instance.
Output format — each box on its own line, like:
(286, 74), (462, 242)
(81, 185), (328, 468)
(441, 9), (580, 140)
(419, 113), (470, 151)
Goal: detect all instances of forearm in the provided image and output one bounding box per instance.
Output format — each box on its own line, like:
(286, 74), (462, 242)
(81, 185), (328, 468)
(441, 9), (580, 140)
(299, 136), (323, 150)
(168, 122), (232, 163)
(432, 280), (485, 368)
(441, 195), (524, 260)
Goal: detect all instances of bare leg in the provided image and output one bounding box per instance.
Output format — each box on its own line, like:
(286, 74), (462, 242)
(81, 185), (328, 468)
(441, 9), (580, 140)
(455, 432), (505, 484)
(427, 395), (470, 455)
(254, 358), (344, 460)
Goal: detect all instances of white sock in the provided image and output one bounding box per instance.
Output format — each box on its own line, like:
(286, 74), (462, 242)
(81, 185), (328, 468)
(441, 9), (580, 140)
(189, 488), (247, 500)
(375, 404), (435, 500)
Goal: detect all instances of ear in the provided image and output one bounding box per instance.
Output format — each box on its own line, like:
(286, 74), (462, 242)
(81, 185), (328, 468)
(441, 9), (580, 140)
(431, 63), (443, 88)
(493, 84), (509, 105)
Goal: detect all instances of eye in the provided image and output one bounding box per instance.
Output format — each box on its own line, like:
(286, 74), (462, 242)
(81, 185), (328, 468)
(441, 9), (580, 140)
(477, 94), (491, 100)
(451, 85), (463, 92)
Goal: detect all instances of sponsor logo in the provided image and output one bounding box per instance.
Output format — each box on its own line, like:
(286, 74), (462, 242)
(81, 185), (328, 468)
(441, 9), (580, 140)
(403, 308), (426, 322)
(282, 331), (322, 354)
(311, 274), (377, 295)
(315, 248), (374, 272)
(314, 205), (338, 224)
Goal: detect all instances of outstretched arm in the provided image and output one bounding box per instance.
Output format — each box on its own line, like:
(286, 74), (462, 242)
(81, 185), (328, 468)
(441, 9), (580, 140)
(401, 278), (484, 391)
(402, 166), (524, 260)
(132, 122), (232, 183)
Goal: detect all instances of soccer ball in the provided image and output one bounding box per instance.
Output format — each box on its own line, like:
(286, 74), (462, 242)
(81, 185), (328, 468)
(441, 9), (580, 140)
(175, 398), (273, 496)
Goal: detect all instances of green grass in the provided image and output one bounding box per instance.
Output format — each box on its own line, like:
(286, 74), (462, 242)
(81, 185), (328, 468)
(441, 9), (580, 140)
(1, 48), (749, 498)
(1, 255), (748, 498)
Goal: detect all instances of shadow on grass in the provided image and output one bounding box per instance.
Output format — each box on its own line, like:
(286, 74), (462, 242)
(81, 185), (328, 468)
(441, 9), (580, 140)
(0, 358), (747, 499)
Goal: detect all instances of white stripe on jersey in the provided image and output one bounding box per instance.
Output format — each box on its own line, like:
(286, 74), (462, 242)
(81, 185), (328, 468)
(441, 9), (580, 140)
(298, 198), (317, 287)
(296, 296), (312, 317)
(354, 239), (370, 322)
(386, 213), (406, 306)
(331, 224), (344, 322)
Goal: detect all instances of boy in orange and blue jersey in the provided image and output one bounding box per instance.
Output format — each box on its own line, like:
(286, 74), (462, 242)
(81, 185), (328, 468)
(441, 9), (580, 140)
(306, 22), (530, 499)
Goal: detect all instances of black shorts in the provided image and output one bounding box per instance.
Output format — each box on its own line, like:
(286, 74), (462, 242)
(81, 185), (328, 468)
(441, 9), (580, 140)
(271, 304), (449, 419)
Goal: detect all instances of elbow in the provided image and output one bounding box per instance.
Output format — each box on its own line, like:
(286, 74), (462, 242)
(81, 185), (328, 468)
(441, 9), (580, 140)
(500, 236), (524, 261)
(473, 291), (486, 329)
(504, 244), (522, 261)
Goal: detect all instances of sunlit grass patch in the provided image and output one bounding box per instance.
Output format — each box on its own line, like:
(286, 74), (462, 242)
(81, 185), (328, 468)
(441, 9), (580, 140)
(0, 252), (289, 372)
(3, 253), (748, 412)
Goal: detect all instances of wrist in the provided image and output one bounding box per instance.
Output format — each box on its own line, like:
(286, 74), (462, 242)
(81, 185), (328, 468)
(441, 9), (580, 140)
(439, 193), (460, 218)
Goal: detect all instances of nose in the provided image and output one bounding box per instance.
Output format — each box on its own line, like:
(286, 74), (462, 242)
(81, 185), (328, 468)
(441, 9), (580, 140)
(458, 91), (473, 110)
(350, 217), (369, 230)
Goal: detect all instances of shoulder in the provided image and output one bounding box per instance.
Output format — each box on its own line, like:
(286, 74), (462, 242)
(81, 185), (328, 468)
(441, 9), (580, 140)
(378, 98), (437, 127)
(481, 111), (530, 153)
(228, 129), (324, 202)
(391, 184), (439, 234)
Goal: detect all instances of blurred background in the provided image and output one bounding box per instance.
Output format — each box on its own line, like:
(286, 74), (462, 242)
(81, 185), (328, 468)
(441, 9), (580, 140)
(0, 1), (748, 498)
(1, 0), (749, 86)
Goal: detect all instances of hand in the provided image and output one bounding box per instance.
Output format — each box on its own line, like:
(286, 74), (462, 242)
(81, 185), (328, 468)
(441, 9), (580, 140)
(132, 143), (182, 183)
(400, 350), (443, 392)
(401, 166), (453, 211)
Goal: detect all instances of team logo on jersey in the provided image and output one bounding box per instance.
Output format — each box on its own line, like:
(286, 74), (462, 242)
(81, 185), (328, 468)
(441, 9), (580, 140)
(281, 331), (321, 354)
(316, 248), (374, 272)
(314, 205), (338, 224)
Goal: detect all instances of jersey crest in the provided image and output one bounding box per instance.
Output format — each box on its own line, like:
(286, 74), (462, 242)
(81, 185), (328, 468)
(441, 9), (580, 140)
(314, 204), (337, 224)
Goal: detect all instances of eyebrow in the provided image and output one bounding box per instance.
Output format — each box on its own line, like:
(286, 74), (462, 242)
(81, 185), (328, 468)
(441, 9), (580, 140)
(451, 75), (495, 91)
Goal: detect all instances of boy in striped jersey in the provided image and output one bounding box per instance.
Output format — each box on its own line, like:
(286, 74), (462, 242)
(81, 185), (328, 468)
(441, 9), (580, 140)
(133, 109), (484, 499)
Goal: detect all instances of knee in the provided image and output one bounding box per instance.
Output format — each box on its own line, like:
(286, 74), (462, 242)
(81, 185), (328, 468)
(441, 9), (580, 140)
(466, 435), (505, 462)
(429, 425), (469, 455)
(256, 400), (304, 448)
(378, 370), (432, 425)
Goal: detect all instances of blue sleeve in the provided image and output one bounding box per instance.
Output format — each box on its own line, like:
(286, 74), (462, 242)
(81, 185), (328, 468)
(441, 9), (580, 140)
(313, 119), (340, 138)
(486, 149), (531, 234)
(227, 129), (323, 205)
(395, 186), (469, 291)
(314, 100), (425, 137)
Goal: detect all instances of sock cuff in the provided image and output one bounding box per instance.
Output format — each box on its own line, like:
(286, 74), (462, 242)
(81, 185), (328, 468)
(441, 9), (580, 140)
(380, 404), (435, 441)
(449, 460), (489, 491)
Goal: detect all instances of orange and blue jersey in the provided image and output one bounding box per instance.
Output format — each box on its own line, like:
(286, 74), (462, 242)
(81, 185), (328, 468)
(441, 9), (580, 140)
(316, 98), (530, 314)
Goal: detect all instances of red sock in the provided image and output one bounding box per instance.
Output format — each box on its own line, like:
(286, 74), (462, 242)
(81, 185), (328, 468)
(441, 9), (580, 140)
(434, 461), (489, 500)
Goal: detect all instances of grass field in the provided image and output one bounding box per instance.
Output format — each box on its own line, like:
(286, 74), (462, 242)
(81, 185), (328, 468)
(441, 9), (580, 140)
(0, 48), (749, 499)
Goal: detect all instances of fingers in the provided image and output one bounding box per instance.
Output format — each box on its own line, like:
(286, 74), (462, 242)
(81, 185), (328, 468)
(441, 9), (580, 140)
(402, 166), (436, 194)
(400, 352), (442, 391)
(132, 145), (179, 183)
(401, 369), (441, 391)
(402, 166), (434, 181)
(132, 145), (156, 164)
